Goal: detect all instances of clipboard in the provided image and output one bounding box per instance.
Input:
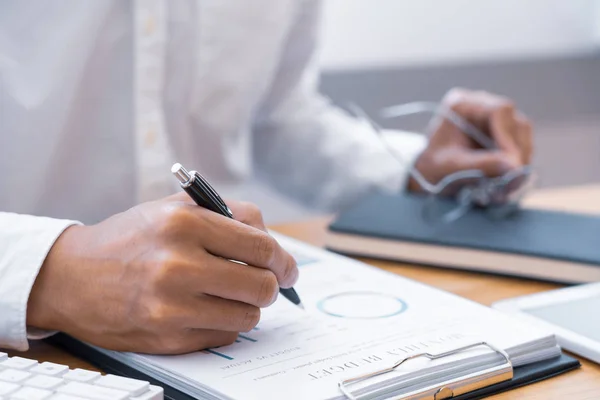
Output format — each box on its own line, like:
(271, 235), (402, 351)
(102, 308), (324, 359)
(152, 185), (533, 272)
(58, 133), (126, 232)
(338, 342), (512, 400)
(46, 334), (581, 400)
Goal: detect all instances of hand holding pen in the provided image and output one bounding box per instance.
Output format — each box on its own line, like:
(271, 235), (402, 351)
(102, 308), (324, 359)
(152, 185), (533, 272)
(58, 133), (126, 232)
(27, 168), (301, 355)
(172, 163), (304, 309)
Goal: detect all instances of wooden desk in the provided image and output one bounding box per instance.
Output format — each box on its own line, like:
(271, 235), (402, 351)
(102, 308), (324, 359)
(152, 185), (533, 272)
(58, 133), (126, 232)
(8, 185), (600, 399)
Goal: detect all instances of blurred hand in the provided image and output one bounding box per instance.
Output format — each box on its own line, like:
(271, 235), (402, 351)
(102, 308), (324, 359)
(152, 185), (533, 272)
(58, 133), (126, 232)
(408, 88), (533, 192)
(26, 193), (298, 354)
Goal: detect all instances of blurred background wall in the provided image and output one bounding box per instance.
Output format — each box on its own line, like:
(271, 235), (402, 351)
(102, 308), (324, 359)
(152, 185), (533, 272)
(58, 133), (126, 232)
(319, 0), (598, 70)
(260, 0), (600, 223)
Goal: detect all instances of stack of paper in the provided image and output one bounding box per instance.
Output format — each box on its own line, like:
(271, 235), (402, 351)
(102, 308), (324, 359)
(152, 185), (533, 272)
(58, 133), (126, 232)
(92, 233), (561, 399)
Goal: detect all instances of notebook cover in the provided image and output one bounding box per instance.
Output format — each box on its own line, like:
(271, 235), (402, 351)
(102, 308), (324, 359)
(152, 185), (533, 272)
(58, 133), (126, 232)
(328, 193), (600, 267)
(47, 334), (581, 400)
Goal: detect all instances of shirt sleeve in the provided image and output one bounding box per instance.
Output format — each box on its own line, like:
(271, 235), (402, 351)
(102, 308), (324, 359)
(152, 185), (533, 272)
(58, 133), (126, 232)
(0, 212), (80, 351)
(252, 0), (427, 211)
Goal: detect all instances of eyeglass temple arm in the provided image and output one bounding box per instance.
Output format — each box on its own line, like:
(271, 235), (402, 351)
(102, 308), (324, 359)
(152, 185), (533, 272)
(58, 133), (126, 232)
(380, 102), (497, 150)
(346, 102), (488, 194)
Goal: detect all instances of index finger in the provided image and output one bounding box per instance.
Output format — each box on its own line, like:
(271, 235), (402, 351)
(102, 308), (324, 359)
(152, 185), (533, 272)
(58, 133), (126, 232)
(444, 89), (522, 162)
(166, 193), (269, 232)
(191, 208), (298, 288)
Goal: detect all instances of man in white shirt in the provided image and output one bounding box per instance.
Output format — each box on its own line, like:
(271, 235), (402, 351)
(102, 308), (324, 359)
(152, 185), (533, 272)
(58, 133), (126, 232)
(0, 1), (532, 354)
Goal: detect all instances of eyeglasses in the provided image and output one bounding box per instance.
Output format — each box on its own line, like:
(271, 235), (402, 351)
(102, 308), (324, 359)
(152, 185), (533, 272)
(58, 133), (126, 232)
(347, 102), (537, 224)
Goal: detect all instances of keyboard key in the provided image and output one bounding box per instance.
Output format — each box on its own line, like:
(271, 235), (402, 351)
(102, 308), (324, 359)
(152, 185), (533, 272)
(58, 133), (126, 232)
(48, 395), (89, 400)
(94, 374), (149, 396)
(0, 358), (37, 370)
(0, 370), (31, 384)
(9, 386), (53, 399)
(24, 375), (63, 390)
(57, 382), (130, 400)
(0, 355), (162, 400)
(30, 363), (69, 377)
(130, 386), (164, 400)
(63, 369), (100, 383)
(0, 381), (19, 395)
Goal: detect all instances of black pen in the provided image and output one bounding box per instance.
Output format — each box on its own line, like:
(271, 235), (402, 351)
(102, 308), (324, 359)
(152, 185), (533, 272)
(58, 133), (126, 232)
(171, 163), (304, 309)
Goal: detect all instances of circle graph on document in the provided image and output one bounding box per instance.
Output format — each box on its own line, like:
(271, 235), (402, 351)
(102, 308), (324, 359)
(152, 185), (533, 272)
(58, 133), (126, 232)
(317, 291), (408, 319)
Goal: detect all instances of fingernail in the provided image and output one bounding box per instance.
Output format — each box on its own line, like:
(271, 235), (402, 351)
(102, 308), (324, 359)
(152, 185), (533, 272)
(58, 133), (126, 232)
(289, 262), (299, 287)
(269, 289), (279, 306)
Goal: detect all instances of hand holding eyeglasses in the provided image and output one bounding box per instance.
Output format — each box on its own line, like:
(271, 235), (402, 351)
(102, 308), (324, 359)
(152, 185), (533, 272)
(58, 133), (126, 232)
(408, 88), (533, 196)
(349, 87), (536, 223)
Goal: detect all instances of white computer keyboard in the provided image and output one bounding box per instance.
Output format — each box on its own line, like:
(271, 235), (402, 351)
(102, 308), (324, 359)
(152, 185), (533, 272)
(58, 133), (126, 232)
(0, 353), (163, 400)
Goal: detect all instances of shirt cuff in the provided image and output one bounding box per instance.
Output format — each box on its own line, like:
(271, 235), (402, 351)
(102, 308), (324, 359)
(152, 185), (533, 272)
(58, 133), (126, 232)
(0, 213), (81, 351)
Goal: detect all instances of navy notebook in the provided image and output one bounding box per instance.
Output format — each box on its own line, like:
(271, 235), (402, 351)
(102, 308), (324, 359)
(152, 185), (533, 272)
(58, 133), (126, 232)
(326, 193), (600, 283)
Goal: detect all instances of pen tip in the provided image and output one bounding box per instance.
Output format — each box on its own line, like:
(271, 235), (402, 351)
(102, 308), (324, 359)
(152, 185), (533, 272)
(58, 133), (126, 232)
(297, 303), (305, 310)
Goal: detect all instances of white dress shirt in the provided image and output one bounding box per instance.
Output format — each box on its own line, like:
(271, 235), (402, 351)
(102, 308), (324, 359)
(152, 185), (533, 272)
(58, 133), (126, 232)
(0, 0), (426, 350)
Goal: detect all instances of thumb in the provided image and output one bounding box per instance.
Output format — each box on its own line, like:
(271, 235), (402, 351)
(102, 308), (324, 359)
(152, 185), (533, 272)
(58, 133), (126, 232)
(451, 150), (520, 178)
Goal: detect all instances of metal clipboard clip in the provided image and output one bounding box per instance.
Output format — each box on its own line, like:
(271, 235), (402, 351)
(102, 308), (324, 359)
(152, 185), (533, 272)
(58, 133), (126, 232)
(338, 342), (513, 400)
